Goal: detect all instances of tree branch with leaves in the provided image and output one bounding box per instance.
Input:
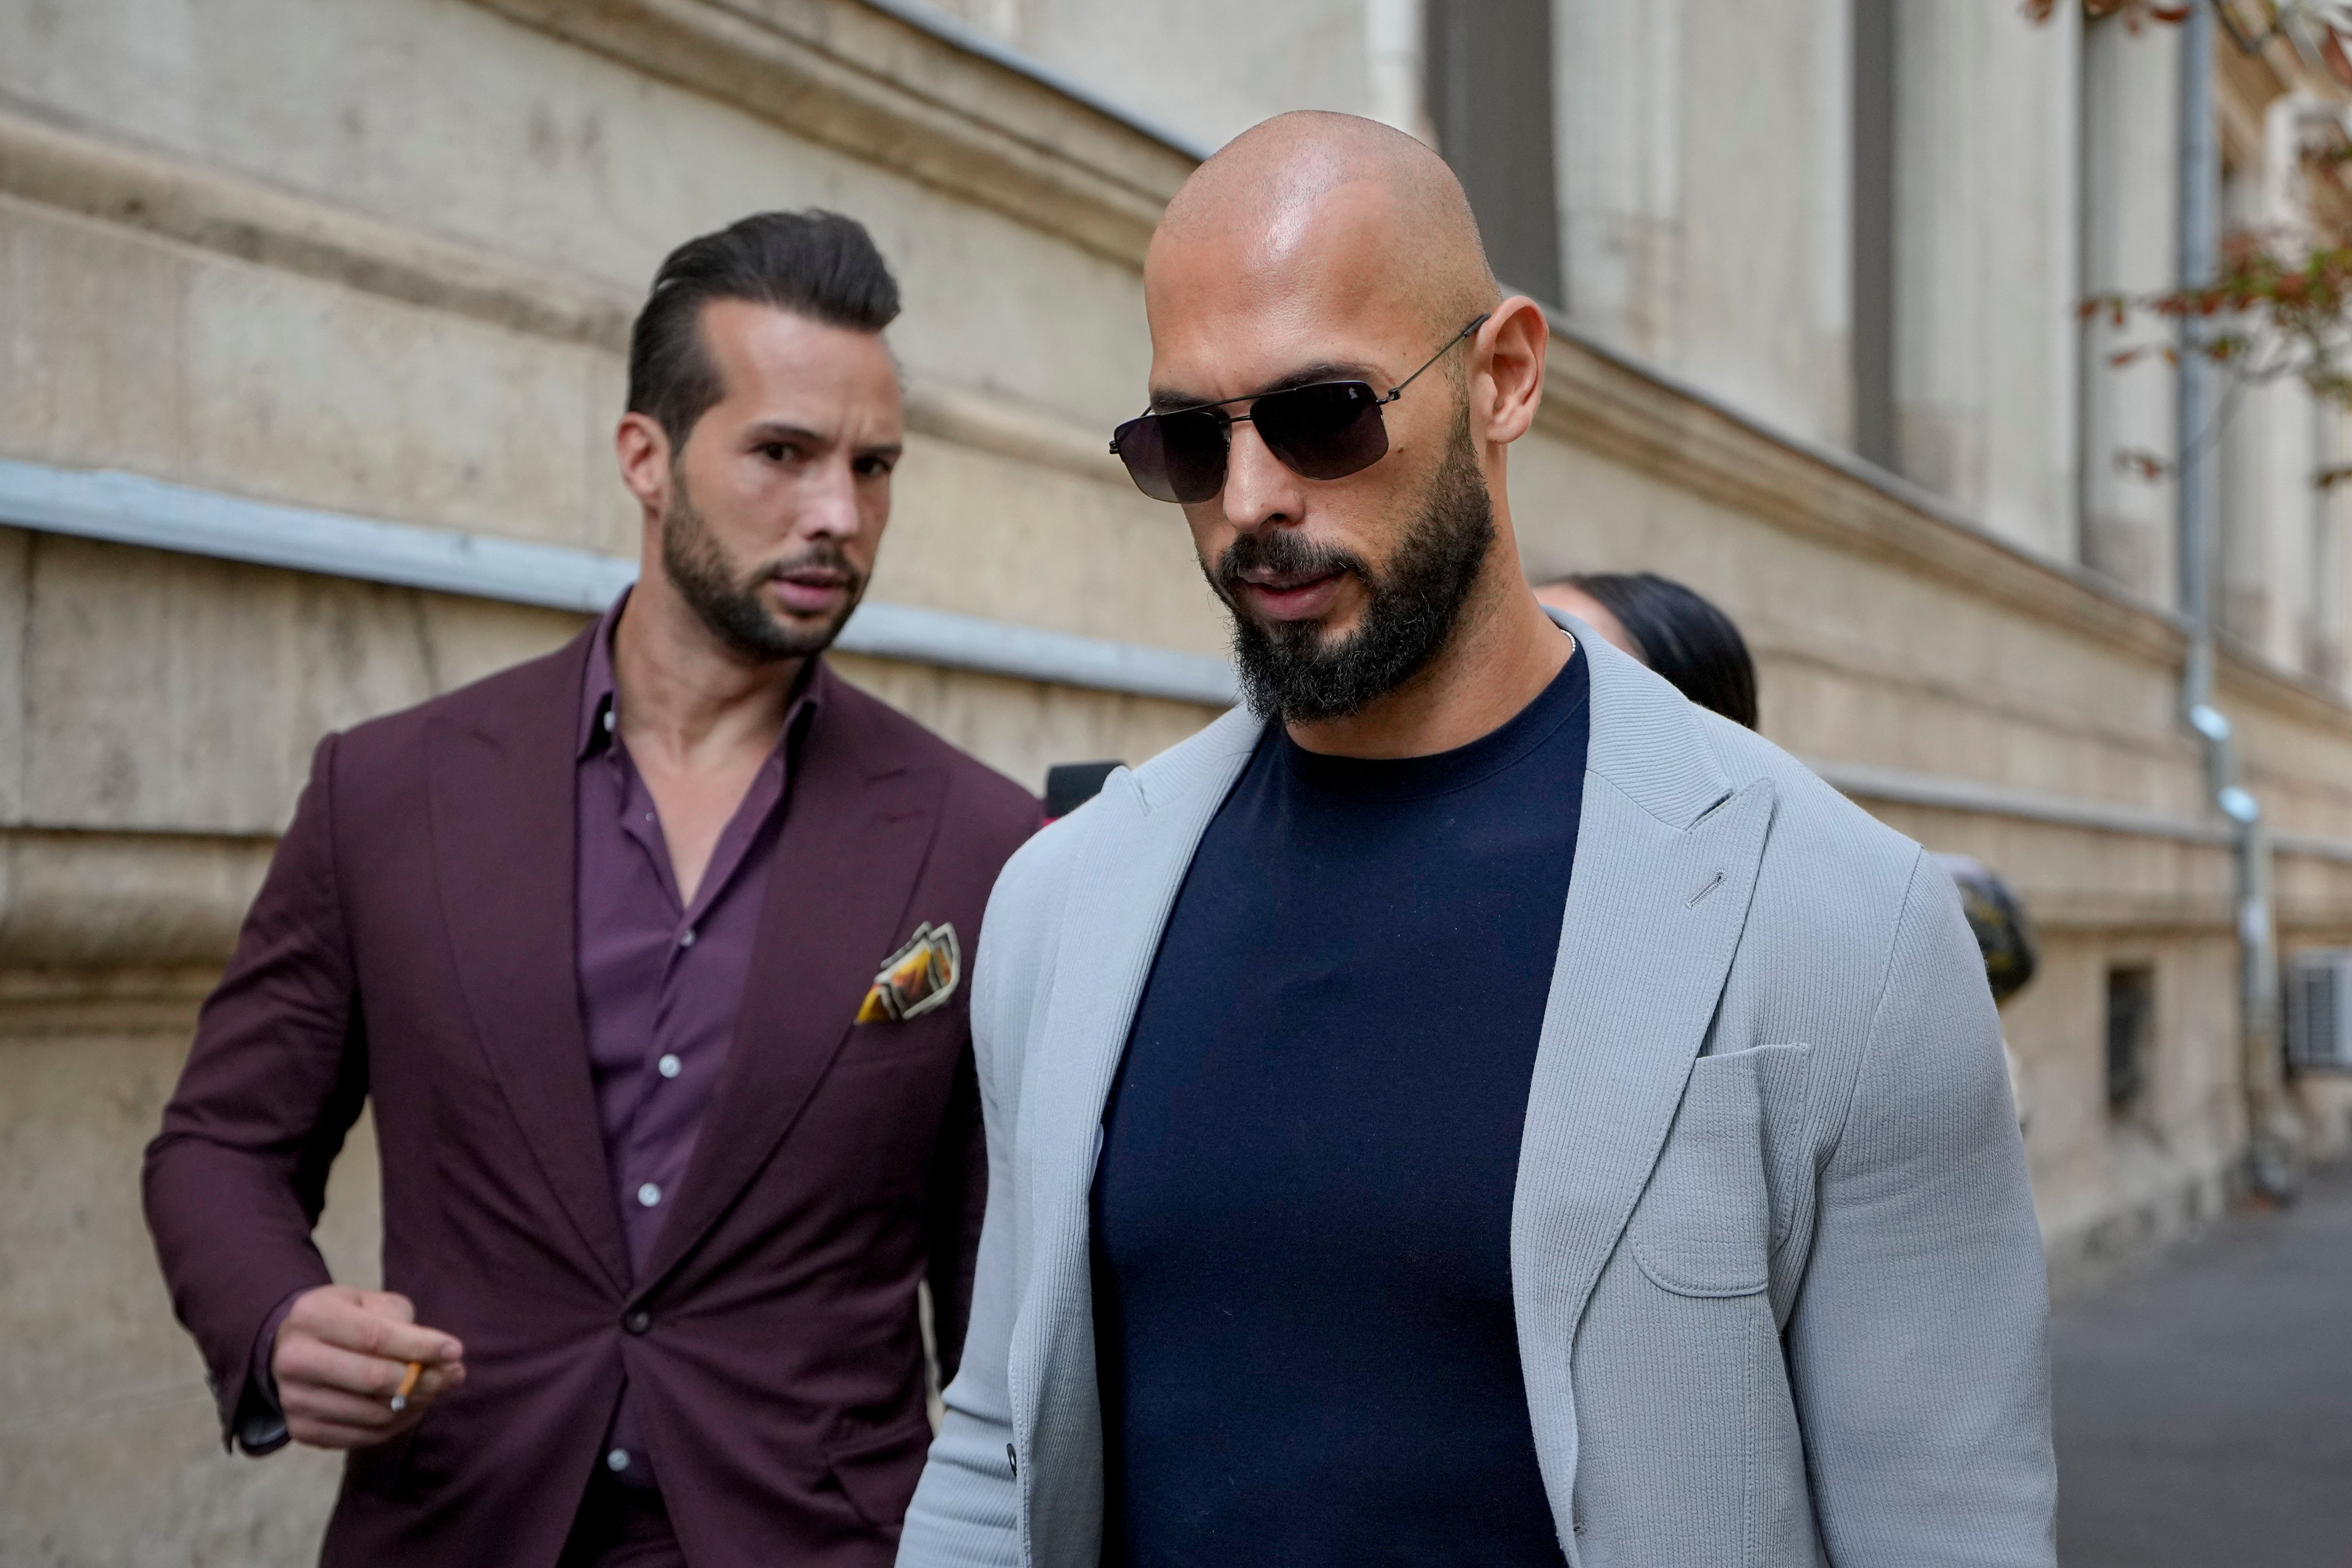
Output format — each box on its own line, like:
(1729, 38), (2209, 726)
(2034, 0), (2352, 484)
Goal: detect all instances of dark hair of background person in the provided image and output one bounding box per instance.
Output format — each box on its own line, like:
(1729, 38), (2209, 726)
(1557, 571), (1759, 730)
(626, 209), (902, 451)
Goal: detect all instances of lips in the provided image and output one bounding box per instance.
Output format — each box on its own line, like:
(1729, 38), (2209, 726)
(1235, 567), (1345, 623)
(768, 568), (852, 617)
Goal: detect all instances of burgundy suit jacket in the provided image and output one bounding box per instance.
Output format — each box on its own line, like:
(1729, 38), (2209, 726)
(143, 628), (1038, 1567)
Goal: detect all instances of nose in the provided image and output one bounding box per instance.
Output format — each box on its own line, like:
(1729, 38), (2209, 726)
(1220, 418), (1301, 534)
(799, 457), (862, 541)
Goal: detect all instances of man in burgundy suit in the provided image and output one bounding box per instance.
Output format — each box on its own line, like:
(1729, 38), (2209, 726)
(143, 210), (1038, 1567)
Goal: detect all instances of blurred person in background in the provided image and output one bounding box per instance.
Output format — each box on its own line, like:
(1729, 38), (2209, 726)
(143, 211), (1036, 1568)
(903, 112), (2051, 1568)
(1938, 853), (2042, 1131)
(1535, 570), (1758, 729)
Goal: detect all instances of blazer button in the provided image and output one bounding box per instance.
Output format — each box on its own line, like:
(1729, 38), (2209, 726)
(624, 1310), (652, 1335)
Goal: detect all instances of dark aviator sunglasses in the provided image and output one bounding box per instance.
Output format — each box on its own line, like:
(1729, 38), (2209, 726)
(1109, 314), (1490, 505)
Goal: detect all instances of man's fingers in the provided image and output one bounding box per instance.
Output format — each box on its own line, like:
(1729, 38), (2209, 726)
(282, 1283), (364, 1336)
(277, 1337), (399, 1400)
(361, 1290), (418, 1326)
(274, 1286), (464, 1420)
(283, 1381), (402, 1431)
(309, 1307), (462, 1367)
(280, 1338), (459, 1402)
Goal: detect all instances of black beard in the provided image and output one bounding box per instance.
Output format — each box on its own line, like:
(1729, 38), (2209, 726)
(659, 474), (864, 664)
(1212, 415), (1495, 724)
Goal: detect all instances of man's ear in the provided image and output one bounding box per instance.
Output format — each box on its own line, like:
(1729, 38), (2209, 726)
(616, 411), (674, 515)
(1472, 296), (1550, 448)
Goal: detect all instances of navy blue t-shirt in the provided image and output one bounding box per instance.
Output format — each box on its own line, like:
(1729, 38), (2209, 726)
(1092, 644), (1589, 1567)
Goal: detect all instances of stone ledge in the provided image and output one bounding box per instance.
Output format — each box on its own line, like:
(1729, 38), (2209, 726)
(466, 0), (1196, 265)
(0, 829), (273, 969)
(0, 966), (215, 1038)
(0, 103), (634, 355)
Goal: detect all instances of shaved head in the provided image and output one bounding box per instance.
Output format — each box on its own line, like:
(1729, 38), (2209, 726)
(1134, 111), (1557, 751)
(1151, 112), (1500, 345)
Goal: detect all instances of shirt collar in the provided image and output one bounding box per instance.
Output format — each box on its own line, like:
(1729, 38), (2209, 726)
(578, 586), (830, 761)
(578, 589), (631, 759)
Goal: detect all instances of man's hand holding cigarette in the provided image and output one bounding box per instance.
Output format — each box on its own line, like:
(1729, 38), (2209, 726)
(271, 1284), (467, 1450)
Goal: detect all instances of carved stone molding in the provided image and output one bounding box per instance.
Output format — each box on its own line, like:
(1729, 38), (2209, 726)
(0, 828), (273, 969)
(0, 101), (634, 352)
(464, 0), (1197, 266)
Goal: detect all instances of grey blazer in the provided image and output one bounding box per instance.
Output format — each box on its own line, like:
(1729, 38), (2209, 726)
(898, 623), (2054, 1568)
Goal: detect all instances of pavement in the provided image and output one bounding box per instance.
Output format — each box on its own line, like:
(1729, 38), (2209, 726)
(2053, 1157), (2352, 1567)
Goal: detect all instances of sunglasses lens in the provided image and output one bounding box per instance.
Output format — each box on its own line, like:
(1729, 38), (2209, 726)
(1113, 410), (1228, 504)
(1254, 382), (1387, 481)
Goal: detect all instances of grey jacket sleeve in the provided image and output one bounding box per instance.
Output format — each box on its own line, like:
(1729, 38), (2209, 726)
(899, 851), (1043, 1567)
(1785, 853), (2057, 1566)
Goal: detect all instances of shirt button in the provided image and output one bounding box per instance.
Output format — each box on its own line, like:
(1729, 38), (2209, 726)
(636, 1182), (661, 1208)
(657, 1053), (682, 1079)
(678, 928), (696, 948)
(624, 1310), (652, 1334)
(606, 1448), (631, 1473)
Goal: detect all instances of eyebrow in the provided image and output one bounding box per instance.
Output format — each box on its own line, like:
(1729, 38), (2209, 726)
(1149, 359), (1382, 414)
(745, 421), (829, 448)
(744, 422), (902, 459)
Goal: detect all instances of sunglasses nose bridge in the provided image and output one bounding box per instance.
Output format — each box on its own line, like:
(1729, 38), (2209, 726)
(1217, 416), (1305, 521)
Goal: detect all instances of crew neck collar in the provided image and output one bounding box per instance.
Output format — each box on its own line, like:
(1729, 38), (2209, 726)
(1278, 642), (1588, 804)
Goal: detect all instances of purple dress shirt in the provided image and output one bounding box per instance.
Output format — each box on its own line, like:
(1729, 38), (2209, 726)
(246, 593), (817, 1495)
(575, 593), (816, 1489)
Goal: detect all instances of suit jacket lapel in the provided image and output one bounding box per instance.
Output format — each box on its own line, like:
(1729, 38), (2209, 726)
(427, 632), (631, 1295)
(632, 693), (947, 1298)
(1511, 622), (1776, 1548)
(1012, 706), (1264, 1568)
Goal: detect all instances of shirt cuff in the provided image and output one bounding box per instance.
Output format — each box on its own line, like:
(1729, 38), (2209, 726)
(233, 1289), (306, 1456)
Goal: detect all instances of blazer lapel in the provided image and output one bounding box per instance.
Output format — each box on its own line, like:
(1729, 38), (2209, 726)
(1012, 706), (1264, 1568)
(631, 695), (947, 1299)
(427, 635), (631, 1296)
(1510, 622), (1777, 1551)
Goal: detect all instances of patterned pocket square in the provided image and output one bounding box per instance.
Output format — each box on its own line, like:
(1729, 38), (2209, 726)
(856, 921), (961, 1023)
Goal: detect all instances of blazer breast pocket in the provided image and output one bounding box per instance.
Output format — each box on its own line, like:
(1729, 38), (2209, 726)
(836, 1006), (962, 1070)
(1627, 1042), (1812, 1298)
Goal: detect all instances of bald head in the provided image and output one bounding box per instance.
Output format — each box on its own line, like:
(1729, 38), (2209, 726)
(1148, 112), (1500, 353)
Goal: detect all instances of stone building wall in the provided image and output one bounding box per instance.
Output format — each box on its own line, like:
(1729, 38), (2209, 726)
(5, 1), (2352, 1562)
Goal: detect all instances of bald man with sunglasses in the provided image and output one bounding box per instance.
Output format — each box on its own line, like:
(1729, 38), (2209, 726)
(900, 112), (2053, 1568)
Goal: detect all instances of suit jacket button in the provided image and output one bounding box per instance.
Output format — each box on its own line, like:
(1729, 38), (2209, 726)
(624, 1310), (652, 1334)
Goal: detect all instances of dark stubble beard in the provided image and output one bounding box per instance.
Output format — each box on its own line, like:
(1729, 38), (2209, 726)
(1211, 408), (1496, 724)
(659, 472), (866, 663)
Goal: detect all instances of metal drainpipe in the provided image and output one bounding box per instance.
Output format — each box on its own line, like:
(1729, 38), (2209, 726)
(2177, 0), (2295, 1198)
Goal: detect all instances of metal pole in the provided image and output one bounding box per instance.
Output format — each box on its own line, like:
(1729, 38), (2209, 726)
(2178, 0), (2215, 679)
(2177, 0), (2295, 1198)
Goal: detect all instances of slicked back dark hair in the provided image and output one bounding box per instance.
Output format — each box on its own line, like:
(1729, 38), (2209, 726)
(626, 209), (901, 451)
(1558, 571), (1759, 730)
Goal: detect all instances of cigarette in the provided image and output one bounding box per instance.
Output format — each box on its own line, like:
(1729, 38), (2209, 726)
(389, 1361), (423, 1414)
